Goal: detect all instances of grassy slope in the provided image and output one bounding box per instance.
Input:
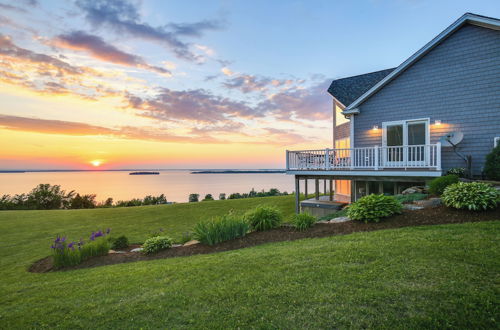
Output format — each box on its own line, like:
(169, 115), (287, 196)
(0, 196), (498, 328)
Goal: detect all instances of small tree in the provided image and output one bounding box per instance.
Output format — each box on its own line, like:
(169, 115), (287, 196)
(202, 194), (214, 201)
(189, 193), (199, 202)
(104, 197), (113, 207)
(484, 144), (500, 180)
(219, 193), (226, 200)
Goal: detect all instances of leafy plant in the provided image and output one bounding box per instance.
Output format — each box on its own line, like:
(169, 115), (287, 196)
(244, 205), (283, 231)
(51, 228), (111, 269)
(484, 145), (500, 180)
(142, 236), (173, 254)
(347, 194), (403, 223)
(189, 194), (200, 202)
(446, 167), (466, 177)
(179, 231), (193, 244)
(202, 194), (214, 201)
(442, 182), (499, 211)
(110, 235), (129, 250)
(291, 213), (317, 231)
(429, 175), (459, 196)
(394, 193), (428, 204)
(193, 214), (249, 245)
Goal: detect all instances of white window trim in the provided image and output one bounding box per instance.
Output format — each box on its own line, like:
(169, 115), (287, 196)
(382, 118), (430, 147)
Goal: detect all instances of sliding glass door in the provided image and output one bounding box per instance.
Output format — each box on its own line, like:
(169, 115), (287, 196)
(382, 119), (429, 167)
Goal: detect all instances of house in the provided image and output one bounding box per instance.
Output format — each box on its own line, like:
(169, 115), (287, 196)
(286, 13), (500, 214)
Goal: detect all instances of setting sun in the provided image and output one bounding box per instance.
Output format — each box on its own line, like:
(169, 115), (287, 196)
(90, 160), (102, 167)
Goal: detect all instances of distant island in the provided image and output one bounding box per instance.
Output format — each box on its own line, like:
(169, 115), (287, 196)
(129, 171), (160, 175)
(0, 170), (26, 173)
(191, 170), (285, 174)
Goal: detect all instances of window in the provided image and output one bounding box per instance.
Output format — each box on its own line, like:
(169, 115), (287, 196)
(335, 137), (350, 149)
(335, 180), (351, 196)
(335, 104), (349, 126)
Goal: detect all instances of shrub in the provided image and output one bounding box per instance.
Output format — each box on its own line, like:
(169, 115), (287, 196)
(291, 213), (317, 231)
(193, 214), (249, 245)
(202, 194), (214, 201)
(484, 145), (500, 180)
(244, 205), (283, 231)
(446, 167), (466, 177)
(51, 229), (111, 269)
(442, 182), (499, 211)
(219, 193), (226, 200)
(189, 193), (199, 202)
(394, 193), (428, 204)
(347, 194), (403, 223)
(109, 235), (129, 250)
(179, 231), (193, 244)
(142, 236), (173, 254)
(429, 175), (459, 196)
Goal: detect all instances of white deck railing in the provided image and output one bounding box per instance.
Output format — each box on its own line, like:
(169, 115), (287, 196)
(286, 143), (441, 171)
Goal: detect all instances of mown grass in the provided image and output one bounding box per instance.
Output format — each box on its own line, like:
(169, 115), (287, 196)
(0, 195), (498, 328)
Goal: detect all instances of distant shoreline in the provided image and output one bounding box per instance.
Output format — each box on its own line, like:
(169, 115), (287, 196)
(191, 170), (286, 174)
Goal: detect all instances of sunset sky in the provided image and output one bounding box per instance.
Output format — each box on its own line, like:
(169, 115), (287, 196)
(1, 0), (498, 170)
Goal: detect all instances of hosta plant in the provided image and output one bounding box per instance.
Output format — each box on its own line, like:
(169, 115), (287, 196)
(142, 236), (173, 254)
(428, 175), (459, 196)
(442, 182), (499, 211)
(347, 194), (403, 223)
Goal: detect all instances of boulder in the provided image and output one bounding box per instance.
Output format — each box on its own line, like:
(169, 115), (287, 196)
(130, 247), (143, 252)
(183, 240), (200, 246)
(401, 186), (426, 195)
(329, 216), (351, 223)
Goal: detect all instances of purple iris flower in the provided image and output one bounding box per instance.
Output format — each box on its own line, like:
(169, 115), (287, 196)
(68, 242), (74, 248)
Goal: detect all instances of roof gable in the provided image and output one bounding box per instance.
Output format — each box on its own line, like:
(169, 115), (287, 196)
(327, 68), (394, 106)
(343, 13), (500, 114)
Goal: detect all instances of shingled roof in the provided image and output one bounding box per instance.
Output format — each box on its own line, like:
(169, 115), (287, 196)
(327, 68), (395, 106)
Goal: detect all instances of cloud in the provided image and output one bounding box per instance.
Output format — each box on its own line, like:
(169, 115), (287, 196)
(0, 35), (82, 75)
(124, 87), (262, 123)
(220, 67), (300, 94)
(0, 2), (27, 13)
(0, 114), (222, 144)
(52, 31), (171, 76)
(75, 0), (222, 61)
(257, 79), (333, 121)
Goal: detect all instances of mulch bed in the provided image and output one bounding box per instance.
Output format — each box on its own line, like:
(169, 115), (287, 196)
(29, 205), (500, 273)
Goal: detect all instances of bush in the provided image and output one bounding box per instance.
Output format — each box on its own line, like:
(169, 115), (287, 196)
(429, 175), (459, 196)
(189, 193), (199, 202)
(244, 206), (283, 231)
(394, 193), (428, 204)
(446, 167), (466, 177)
(202, 194), (214, 201)
(142, 236), (173, 254)
(347, 194), (403, 223)
(193, 214), (249, 245)
(442, 182), (499, 211)
(110, 235), (129, 250)
(484, 145), (500, 180)
(51, 229), (111, 269)
(291, 213), (316, 231)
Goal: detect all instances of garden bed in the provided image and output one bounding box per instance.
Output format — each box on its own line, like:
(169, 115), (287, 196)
(30, 205), (500, 273)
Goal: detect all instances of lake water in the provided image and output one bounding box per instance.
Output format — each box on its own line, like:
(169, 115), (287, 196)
(0, 170), (297, 203)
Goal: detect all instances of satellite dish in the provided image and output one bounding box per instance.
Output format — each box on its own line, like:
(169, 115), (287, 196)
(440, 131), (464, 147)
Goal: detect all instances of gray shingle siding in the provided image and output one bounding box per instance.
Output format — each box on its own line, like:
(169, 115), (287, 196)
(353, 24), (500, 175)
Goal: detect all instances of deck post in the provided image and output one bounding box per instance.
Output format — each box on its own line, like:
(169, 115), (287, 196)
(323, 179), (327, 195)
(286, 150), (290, 170)
(295, 176), (300, 214)
(329, 179), (333, 201)
(305, 179), (308, 199)
(315, 179), (320, 200)
(374, 145), (379, 170)
(436, 142), (442, 171)
(324, 148), (330, 169)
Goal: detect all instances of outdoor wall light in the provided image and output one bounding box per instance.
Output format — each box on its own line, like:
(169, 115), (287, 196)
(435, 120), (442, 125)
(372, 125), (379, 131)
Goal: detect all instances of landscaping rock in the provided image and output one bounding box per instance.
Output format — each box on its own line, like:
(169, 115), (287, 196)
(130, 247), (143, 252)
(329, 216), (351, 223)
(109, 250), (127, 254)
(172, 244), (183, 248)
(404, 204), (424, 210)
(402, 186), (426, 195)
(414, 198), (442, 208)
(317, 220), (330, 224)
(183, 240), (200, 246)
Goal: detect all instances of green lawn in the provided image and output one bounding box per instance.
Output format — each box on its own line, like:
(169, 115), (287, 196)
(0, 196), (498, 328)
